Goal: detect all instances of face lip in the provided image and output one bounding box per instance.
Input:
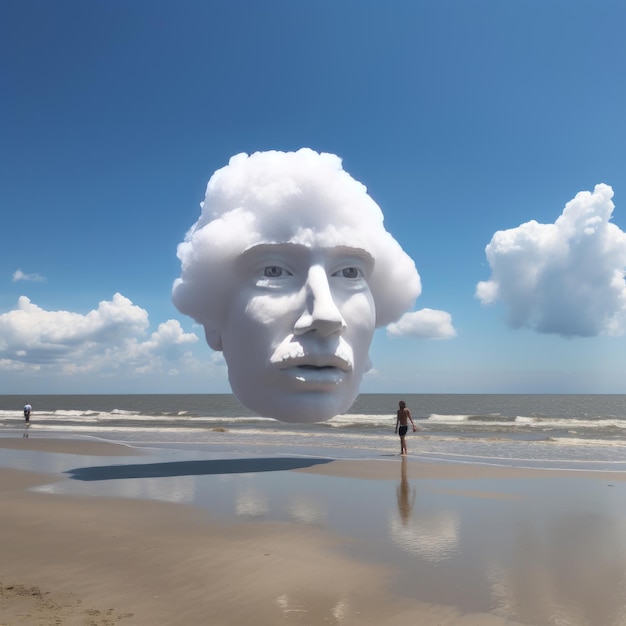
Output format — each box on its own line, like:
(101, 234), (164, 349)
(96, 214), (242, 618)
(278, 365), (350, 389)
(276, 354), (353, 373)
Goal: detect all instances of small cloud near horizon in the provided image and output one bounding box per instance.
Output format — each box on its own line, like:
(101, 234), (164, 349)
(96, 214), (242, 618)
(386, 309), (456, 339)
(476, 184), (626, 337)
(13, 269), (45, 283)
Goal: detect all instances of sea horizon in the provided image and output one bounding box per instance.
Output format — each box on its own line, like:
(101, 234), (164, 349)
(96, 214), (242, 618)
(2, 393), (626, 472)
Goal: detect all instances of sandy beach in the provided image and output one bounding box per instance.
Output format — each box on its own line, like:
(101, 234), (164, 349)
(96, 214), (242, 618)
(2, 437), (626, 625)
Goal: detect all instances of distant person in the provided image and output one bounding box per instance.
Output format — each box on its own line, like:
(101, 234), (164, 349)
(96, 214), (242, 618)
(395, 400), (416, 456)
(23, 403), (32, 425)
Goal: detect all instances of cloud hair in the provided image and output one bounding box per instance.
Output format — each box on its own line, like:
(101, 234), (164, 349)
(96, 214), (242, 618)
(172, 148), (421, 334)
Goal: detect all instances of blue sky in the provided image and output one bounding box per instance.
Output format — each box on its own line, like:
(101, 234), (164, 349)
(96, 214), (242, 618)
(2, 0), (626, 395)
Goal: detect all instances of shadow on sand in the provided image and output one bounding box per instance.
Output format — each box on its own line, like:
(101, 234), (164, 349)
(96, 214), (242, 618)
(65, 457), (333, 482)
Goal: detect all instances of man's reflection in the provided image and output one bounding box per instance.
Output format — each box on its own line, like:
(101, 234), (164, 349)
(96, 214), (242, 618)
(396, 456), (416, 525)
(389, 458), (460, 561)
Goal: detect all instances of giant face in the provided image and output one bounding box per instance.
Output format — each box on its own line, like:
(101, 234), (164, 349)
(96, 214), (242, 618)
(223, 243), (376, 421)
(173, 148), (421, 422)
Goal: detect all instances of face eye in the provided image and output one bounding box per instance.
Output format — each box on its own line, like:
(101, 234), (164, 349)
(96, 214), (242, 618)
(333, 267), (362, 279)
(263, 266), (292, 278)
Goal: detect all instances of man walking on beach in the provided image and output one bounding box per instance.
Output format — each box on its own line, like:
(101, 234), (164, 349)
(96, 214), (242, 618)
(395, 400), (416, 456)
(23, 403), (32, 425)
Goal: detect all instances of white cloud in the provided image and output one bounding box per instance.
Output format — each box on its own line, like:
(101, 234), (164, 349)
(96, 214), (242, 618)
(12, 269), (45, 283)
(0, 293), (202, 378)
(476, 184), (626, 337)
(173, 148), (421, 331)
(386, 308), (456, 339)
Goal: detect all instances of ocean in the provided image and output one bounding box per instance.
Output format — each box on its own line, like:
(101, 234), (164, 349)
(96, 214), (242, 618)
(2, 394), (626, 471)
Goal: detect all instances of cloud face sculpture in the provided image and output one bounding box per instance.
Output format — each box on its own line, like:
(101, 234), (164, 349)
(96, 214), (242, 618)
(173, 148), (421, 421)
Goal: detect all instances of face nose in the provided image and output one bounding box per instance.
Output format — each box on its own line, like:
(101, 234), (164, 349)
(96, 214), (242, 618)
(293, 265), (346, 337)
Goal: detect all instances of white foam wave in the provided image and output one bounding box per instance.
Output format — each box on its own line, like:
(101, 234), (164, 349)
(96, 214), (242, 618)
(548, 437), (626, 448)
(514, 416), (538, 424)
(328, 413), (393, 427)
(426, 414), (470, 423)
(516, 417), (626, 430)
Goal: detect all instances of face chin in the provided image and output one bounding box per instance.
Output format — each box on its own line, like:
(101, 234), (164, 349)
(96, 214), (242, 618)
(226, 360), (366, 422)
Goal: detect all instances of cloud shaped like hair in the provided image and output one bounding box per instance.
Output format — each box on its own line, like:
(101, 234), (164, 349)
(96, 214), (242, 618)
(172, 148), (421, 333)
(476, 184), (626, 337)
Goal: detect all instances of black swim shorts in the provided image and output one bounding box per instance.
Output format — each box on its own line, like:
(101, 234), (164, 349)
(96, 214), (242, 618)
(398, 425), (408, 437)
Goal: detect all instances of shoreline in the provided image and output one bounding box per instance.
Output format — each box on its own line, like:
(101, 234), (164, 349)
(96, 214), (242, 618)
(2, 437), (626, 625)
(0, 436), (146, 456)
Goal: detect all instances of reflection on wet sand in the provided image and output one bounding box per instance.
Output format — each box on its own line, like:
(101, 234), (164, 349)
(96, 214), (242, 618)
(487, 505), (626, 625)
(286, 493), (328, 526)
(387, 464), (626, 624)
(8, 441), (626, 624)
(388, 457), (460, 562)
(235, 486), (269, 518)
(396, 457), (415, 525)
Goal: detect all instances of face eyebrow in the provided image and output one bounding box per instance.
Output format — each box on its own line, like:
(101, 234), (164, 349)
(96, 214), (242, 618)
(326, 246), (375, 266)
(239, 243), (374, 264)
(239, 243), (309, 262)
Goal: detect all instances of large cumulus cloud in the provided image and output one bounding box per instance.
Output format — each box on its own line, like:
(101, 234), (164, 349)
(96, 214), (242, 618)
(0, 293), (199, 376)
(476, 184), (626, 337)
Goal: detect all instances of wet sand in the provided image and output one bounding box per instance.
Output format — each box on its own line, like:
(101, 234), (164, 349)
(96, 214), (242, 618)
(1, 437), (626, 625)
(0, 436), (145, 456)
